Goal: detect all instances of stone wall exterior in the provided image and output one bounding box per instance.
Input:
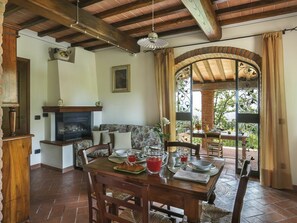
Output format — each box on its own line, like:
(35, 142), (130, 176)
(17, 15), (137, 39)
(0, 0), (8, 221)
(201, 90), (215, 130)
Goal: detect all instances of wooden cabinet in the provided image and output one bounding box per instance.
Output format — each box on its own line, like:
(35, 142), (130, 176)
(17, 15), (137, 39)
(2, 25), (18, 107)
(2, 135), (32, 223)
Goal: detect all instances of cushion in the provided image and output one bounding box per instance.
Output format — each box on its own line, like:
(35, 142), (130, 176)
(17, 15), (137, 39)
(113, 132), (132, 150)
(119, 209), (172, 223)
(102, 131), (118, 144)
(200, 202), (231, 222)
(92, 130), (108, 145)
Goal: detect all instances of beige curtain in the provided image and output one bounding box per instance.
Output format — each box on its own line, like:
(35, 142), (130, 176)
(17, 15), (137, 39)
(154, 48), (176, 141)
(260, 31), (292, 189)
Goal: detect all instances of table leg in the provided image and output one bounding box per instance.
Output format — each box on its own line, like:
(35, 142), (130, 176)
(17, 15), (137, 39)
(208, 191), (216, 204)
(184, 198), (201, 223)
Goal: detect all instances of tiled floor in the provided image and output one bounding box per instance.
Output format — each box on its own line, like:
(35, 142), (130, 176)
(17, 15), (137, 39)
(30, 158), (297, 223)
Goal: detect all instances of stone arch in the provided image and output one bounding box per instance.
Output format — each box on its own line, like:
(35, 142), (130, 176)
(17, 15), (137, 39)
(175, 46), (262, 72)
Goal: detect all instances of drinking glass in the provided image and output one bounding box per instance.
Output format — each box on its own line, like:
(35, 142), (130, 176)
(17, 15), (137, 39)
(146, 150), (162, 174)
(127, 149), (136, 164)
(179, 148), (189, 164)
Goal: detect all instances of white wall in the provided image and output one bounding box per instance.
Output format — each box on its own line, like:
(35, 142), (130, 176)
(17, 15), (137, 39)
(95, 50), (159, 126)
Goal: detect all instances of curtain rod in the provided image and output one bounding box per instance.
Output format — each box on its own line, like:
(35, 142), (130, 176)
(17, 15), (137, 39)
(171, 26), (297, 49)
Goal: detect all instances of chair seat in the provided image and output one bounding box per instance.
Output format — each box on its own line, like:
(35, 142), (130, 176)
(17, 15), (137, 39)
(200, 203), (231, 223)
(119, 209), (173, 223)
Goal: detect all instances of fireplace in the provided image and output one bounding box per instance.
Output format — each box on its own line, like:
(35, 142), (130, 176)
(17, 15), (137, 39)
(55, 112), (91, 141)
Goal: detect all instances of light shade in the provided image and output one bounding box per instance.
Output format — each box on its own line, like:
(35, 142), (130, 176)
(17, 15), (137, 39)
(137, 31), (168, 50)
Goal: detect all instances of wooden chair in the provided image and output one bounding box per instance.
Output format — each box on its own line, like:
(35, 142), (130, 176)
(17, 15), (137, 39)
(204, 132), (223, 157)
(91, 173), (172, 223)
(164, 141), (200, 158)
(78, 144), (131, 223)
(201, 160), (251, 223)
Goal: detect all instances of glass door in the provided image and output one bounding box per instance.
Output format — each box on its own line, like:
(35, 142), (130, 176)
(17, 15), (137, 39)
(175, 65), (193, 143)
(235, 61), (260, 176)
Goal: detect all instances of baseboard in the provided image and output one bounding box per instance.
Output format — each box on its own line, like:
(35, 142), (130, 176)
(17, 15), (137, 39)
(41, 164), (74, 173)
(30, 163), (41, 170)
(293, 185), (297, 192)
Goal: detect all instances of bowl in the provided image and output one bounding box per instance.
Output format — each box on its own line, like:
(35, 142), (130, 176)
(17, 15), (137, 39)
(188, 160), (213, 172)
(114, 149), (128, 157)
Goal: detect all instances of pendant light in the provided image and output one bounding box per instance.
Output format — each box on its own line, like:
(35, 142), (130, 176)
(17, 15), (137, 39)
(137, 0), (169, 50)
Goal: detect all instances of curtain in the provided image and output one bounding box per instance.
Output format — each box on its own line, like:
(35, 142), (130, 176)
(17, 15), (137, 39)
(260, 31), (292, 189)
(154, 48), (176, 141)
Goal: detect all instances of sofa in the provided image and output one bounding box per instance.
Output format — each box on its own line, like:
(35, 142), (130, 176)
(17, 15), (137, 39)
(74, 124), (161, 168)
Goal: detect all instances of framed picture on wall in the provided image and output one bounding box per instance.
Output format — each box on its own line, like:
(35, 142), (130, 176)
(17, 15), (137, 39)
(112, 64), (131, 93)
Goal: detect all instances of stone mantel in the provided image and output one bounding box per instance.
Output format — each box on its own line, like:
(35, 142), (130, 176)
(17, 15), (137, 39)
(42, 106), (102, 113)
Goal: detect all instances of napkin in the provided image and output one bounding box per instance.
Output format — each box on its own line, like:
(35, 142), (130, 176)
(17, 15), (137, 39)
(173, 169), (210, 184)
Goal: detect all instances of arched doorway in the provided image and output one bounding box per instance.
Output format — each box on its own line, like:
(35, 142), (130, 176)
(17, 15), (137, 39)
(175, 47), (261, 176)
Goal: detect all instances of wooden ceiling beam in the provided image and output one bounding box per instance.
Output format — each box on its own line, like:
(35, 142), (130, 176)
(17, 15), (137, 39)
(203, 60), (215, 82)
(4, 4), (22, 17)
(155, 25), (199, 37)
(193, 80), (257, 91)
(38, 25), (67, 37)
(216, 59), (226, 81)
(181, 0), (222, 41)
(19, 16), (47, 29)
(221, 5), (297, 26)
(94, 0), (166, 19)
(79, 0), (103, 8)
(126, 15), (194, 35)
(10, 0), (140, 53)
(71, 38), (99, 47)
(216, 0), (296, 16)
(192, 63), (204, 83)
(112, 4), (186, 28)
(85, 43), (112, 51)
(56, 32), (83, 43)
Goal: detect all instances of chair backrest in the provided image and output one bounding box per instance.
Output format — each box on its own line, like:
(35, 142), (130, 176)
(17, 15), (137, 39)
(91, 173), (149, 223)
(78, 144), (112, 194)
(78, 144), (112, 165)
(164, 141), (200, 157)
(232, 160), (251, 223)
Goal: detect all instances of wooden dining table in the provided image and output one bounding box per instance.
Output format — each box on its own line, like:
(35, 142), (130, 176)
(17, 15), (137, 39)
(83, 155), (225, 223)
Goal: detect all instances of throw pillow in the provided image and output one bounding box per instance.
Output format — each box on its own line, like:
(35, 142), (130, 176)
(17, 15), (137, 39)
(92, 130), (108, 145)
(102, 131), (118, 144)
(113, 132), (132, 150)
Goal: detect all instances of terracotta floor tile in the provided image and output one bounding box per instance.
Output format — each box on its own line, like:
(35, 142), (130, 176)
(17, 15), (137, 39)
(30, 159), (297, 223)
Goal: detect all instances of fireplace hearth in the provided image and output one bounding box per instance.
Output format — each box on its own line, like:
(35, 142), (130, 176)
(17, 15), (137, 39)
(55, 112), (91, 141)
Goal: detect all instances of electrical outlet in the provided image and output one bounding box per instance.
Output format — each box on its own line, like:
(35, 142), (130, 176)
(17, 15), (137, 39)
(43, 113), (48, 117)
(35, 149), (41, 154)
(35, 115), (41, 120)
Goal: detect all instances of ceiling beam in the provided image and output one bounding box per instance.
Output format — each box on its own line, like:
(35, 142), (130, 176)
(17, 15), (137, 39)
(56, 32), (83, 43)
(203, 60), (215, 82)
(192, 63), (204, 83)
(216, 0), (297, 16)
(4, 4), (22, 17)
(126, 15), (194, 35)
(19, 16), (47, 29)
(215, 59), (226, 81)
(71, 38), (99, 47)
(93, 0), (166, 19)
(38, 25), (67, 37)
(221, 5), (297, 26)
(79, 0), (103, 8)
(193, 80), (257, 91)
(85, 43), (112, 51)
(181, 0), (222, 41)
(10, 0), (140, 53)
(112, 4), (186, 28)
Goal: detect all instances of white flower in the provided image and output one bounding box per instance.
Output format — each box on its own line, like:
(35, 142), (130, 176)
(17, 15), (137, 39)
(161, 117), (170, 126)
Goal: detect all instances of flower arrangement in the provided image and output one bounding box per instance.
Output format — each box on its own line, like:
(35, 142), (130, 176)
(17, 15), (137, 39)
(153, 117), (170, 144)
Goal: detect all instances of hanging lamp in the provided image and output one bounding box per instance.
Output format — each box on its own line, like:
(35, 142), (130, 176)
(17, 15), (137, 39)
(137, 0), (168, 50)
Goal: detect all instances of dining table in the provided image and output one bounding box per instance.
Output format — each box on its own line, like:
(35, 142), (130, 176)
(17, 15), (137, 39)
(83, 154), (225, 223)
(192, 130), (248, 159)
